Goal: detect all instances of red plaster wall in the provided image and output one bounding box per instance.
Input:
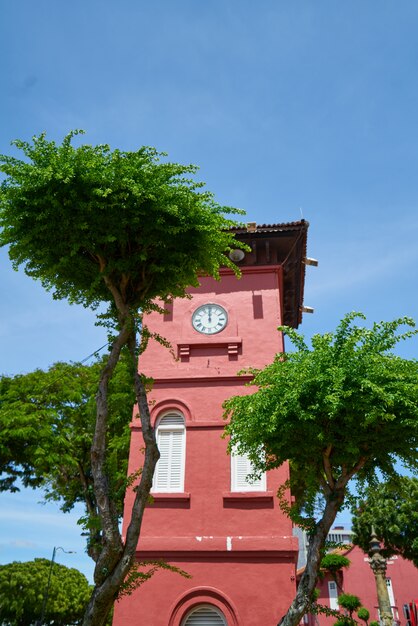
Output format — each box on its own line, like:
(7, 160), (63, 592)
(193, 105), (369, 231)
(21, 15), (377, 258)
(137, 267), (285, 381)
(113, 267), (298, 626)
(114, 557), (296, 626)
(311, 545), (418, 626)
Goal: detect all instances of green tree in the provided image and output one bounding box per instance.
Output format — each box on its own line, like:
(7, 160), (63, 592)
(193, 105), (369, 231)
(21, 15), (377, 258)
(0, 559), (91, 626)
(352, 476), (418, 566)
(224, 312), (418, 626)
(334, 595), (368, 626)
(0, 356), (134, 559)
(357, 606), (370, 625)
(352, 477), (418, 626)
(338, 594), (362, 619)
(320, 554), (350, 593)
(0, 131), (244, 626)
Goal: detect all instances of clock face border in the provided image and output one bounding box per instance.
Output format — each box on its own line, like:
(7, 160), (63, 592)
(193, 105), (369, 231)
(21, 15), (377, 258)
(191, 303), (228, 335)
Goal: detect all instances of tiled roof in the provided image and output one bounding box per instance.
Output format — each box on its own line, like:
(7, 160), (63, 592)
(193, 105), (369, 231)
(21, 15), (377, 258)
(231, 220), (308, 233)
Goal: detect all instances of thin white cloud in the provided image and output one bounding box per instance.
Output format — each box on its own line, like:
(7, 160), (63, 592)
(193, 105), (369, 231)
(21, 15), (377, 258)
(0, 507), (77, 528)
(307, 232), (418, 298)
(7, 540), (37, 548)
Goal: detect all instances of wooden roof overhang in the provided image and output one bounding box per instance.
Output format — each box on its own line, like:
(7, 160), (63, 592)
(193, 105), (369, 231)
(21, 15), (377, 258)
(231, 220), (309, 328)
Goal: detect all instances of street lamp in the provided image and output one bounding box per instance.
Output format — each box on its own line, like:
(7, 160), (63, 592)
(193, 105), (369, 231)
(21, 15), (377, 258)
(37, 546), (76, 626)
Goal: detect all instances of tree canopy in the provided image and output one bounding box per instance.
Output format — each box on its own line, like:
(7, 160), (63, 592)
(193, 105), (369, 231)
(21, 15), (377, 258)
(352, 476), (418, 566)
(333, 594), (367, 626)
(0, 559), (91, 626)
(320, 554), (351, 574)
(0, 130), (242, 313)
(0, 356), (134, 555)
(319, 553), (350, 592)
(224, 312), (418, 626)
(0, 131), (244, 626)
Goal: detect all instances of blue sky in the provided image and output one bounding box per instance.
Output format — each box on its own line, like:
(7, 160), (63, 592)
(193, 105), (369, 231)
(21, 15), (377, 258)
(1, 1), (418, 582)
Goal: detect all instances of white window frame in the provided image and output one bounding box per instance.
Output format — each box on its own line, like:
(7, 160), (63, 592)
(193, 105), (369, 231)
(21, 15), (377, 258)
(386, 578), (396, 615)
(231, 450), (266, 492)
(152, 411), (186, 493)
(328, 581), (339, 611)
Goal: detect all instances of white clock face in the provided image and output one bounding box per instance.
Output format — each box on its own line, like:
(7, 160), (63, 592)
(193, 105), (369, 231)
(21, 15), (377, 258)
(192, 304), (228, 335)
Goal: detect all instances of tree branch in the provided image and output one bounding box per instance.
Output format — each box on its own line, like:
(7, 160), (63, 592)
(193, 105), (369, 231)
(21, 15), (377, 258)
(102, 276), (127, 319)
(277, 488), (346, 626)
(322, 445), (335, 490)
(81, 326), (160, 626)
(336, 457), (367, 489)
(91, 318), (132, 585)
(123, 334), (160, 555)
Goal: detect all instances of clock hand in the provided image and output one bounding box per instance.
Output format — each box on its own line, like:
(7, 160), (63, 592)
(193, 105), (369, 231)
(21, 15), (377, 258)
(208, 306), (212, 323)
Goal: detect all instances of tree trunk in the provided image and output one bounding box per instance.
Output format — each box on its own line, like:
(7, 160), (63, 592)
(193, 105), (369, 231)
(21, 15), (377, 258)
(277, 489), (345, 626)
(81, 321), (160, 626)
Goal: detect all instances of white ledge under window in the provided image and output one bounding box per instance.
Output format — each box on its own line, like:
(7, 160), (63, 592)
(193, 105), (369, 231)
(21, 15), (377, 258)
(222, 491), (274, 503)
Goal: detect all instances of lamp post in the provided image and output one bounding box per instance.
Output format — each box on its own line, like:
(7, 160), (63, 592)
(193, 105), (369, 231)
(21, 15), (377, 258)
(37, 546), (75, 626)
(369, 527), (393, 626)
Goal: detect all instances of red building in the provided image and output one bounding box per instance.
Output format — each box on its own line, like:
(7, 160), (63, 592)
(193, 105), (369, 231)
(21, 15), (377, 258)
(113, 221), (309, 626)
(302, 537), (418, 626)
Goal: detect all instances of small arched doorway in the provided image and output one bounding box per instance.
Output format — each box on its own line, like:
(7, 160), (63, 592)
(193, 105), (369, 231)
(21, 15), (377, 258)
(181, 603), (227, 625)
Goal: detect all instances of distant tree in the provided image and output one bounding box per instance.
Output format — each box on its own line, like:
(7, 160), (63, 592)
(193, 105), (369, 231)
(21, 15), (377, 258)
(357, 607), (370, 626)
(0, 559), (91, 626)
(0, 356), (133, 558)
(333, 595), (364, 626)
(0, 130), (244, 626)
(338, 594), (362, 619)
(352, 477), (418, 566)
(224, 313), (418, 626)
(320, 553), (350, 592)
(352, 477), (418, 626)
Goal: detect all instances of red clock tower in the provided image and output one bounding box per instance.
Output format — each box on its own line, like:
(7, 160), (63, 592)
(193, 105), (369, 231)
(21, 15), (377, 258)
(113, 221), (309, 626)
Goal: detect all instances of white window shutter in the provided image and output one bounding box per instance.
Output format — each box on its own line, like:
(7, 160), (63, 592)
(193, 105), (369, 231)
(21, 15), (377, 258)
(231, 451), (266, 491)
(153, 412), (185, 492)
(154, 430), (172, 491)
(169, 430), (184, 489)
(182, 605), (227, 625)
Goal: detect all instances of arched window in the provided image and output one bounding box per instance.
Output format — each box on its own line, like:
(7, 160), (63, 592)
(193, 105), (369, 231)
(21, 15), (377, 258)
(152, 412), (186, 492)
(231, 450), (266, 492)
(182, 604), (227, 625)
